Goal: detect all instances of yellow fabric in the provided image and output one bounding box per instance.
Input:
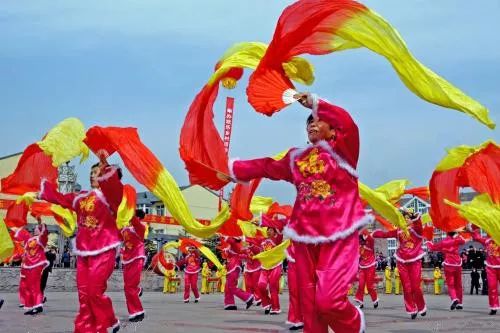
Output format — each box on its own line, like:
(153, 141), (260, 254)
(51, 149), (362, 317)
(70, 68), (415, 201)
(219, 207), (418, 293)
(394, 267), (401, 294)
(434, 280), (441, 295)
(359, 181), (408, 233)
(201, 263), (211, 294)
(0, 218), (14, 261)
(445, 193), (500, 245)
(330, 9), (494, 129)
(208, 42), (314, 88)
(153, 169), (231, 238)
(421, 213), (432, 225)
(375, 179), (410, 204)
(249, 196), (274, 215)
(252, 239), (291, 270)
(385, 278), (392, 294)
(199, 245), (223, 270)
(433, 269), (442, 279)
(216, 267), (227, 293)
(37, 118), (89, 166)
(50, 204), (77, 238)
(435, 140), (498, 171)
(116, 193), (135, 230)
(16, 192), (37, 206)
(238, 220), (267, 238)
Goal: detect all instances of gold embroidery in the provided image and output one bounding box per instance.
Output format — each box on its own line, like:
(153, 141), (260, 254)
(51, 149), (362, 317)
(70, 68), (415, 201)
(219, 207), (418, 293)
(488, 243), (500, 257)
(296, 148), (326, 177)
(310, 180), (332, 199)
(79, 195), (96, 213)
(83, 216), (99, 229)
(28, 239), (37, 256)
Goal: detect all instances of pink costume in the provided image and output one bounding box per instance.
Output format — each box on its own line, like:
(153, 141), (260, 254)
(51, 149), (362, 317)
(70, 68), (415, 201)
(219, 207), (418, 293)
(244, 239), (263, 305)
(473, 230), (500, 311)
(373, 216), (427, 316)
(15, 224), (48, 312)
(355, 233), (378, 307)
(231, 95), (370, 333)
(258, 233), (284, 314)
(286, 244), (303, 329)
(222, 237), (254, 309)
(120, 216), (146, 319)
(40, 166), (123, 333)
(12, 228), (31, 307)
(427, 234), (465, 307)
(178, 251), (201, 302)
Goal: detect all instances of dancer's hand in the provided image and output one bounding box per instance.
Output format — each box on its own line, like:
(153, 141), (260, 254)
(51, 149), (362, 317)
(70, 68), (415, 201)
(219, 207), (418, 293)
(293, 92), (313, 109)
(216, 171), (234, 183)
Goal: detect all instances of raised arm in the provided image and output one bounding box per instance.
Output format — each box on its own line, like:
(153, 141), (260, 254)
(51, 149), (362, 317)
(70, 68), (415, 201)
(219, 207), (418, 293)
(230, 151), (293, 183)
(97, 166), (124, 214)
(130, 216), (146, 239)
(312, 95), (360, 169)
(39, 179), (77, 210)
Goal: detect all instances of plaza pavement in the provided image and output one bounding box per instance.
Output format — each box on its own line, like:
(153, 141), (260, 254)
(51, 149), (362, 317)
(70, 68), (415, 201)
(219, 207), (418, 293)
(0, 292), (498, 332)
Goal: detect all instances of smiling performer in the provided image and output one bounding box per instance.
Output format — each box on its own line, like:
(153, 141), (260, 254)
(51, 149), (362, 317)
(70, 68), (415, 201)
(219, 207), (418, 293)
(224, 92), (370, 333)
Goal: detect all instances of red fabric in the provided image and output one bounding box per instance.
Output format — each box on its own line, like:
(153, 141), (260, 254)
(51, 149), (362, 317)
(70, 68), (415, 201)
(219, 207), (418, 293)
(247, 0), (367, 115)
(122, 184), (137, 211)
(355, 265), (378, 304)
(266, 202), (293, 218)
(183, 272), (200, 301)
(374, 214), (396, 231)
(1, 144), (58, 195)
(258, 265), (282, 312)
(464, 143), (500, 203)
(179, 237), (203, 254)
(179, 84), (229, 190)
(398, 260), (426, 314)
(444, 265), (463, 304)
(404, 187), (430, 201)
(123, 257), (144, 316)
(21, 265), (45, 309)
(4, 202), (29, 228)
(422, 225), (434, 241)
(244, 270), (262, 302)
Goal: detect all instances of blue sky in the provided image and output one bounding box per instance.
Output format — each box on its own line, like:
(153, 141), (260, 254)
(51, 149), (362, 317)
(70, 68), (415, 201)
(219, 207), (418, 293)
(1, 0), (498, 204)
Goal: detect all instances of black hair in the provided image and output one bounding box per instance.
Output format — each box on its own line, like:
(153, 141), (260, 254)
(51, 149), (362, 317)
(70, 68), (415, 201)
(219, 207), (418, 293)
(307, 114), (314, 125)
(91, 163), (100, 169)
(91, 163), (123, 180)
(447, 231), (457, 237)
(135, 209), (146, 219)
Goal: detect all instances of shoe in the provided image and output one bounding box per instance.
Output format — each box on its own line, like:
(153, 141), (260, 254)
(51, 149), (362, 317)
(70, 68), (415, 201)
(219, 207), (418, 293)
(139, 288), (143, 297)
(130, 313), (145, 322)
(264, 307), (271, 315)
(184, 300), (189, 304)
(19, 304), (24, 308)
(246, 296), (254, 310)
(289, 324), (304, 331)
(456, 304), (463, 310)
(43, 296), (47, 304)
(410, 313), (417, 320)
(225, 305), (237, 310)
(33, 306), (43, 314)
(24, 309), (34, 315)
(373, 300), (379, 309)
(420, 311), (427, 317)
(255, 299), (262, 307)
(489, 309), (497, 315)
(450, 300), (459, 311)
(270, 310), (281, 315)
(112, 323), (120, 333)
(0, 299), (4, 310)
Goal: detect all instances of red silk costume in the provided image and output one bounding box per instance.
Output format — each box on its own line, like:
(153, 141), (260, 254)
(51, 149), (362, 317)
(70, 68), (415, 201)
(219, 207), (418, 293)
(230, 96), (368, 333)
(473, 230), (500, 310)
(40, 166), (123, 333)
(222, 237), (253, 309)
(178, 251), (201, 302)
(355, 233), (378, 307)
(286, 244), (303, 328)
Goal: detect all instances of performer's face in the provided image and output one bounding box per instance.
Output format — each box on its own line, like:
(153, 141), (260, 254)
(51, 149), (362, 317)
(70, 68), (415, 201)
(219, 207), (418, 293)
(267, 228), (276, 238)
(90, 166), (100, 189)
(307, 118), (335, 143)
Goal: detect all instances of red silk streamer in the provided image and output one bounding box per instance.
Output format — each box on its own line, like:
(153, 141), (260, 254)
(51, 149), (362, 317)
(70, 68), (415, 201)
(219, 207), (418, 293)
(1, 144), (58, 195)
(4, 201), (29, 228)
(404, 187), (430, 202)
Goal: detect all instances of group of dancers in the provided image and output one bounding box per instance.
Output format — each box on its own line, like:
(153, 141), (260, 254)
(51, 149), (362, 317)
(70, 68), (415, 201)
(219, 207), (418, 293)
(4, 93), (499, 333)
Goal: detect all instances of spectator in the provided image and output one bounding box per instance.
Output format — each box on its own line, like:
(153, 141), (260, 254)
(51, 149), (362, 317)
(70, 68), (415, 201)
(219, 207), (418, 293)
(467, 246), (476, 269)
(481, 268), (488, 295)
(470, 268), (480, 295)
(62, 248), (71, 268)
(460, 250), (468, 268)
(476, 249), (485, 269)
(41, 247), (57, 297)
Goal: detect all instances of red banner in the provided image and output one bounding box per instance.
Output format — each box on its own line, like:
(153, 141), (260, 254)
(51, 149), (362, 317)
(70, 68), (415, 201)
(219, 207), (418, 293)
(219, 97), (235, 210)
(143, 214), (210, 226)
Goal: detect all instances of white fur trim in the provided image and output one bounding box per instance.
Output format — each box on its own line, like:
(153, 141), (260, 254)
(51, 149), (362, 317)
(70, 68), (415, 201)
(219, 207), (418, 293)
(286, 321), (304, 326)
(373, 298), (379, 304)
(244, 266), (261, 273)
(270, 309), (281, 314)
(282, 88), (298, 105)
(359, 261), (377, 269)
(128, 310), (145, 319)
(224, 304), (236, 309)
(285, 248), (295, 263)
(283, 214), (373, 244)
(195, 297), (200, 301)
(245, 295), (254, 303)
(184, 268), (201, 274)
(111, 320), (120, 330)
(395, 252), (425, 264)
(226, 266), (241, 275)
(24, 303), (43, 311)
(443, 259), (462, 267)
(490, 306), (500, 310)
(122, 255), (147, 266)
(96, 166), (119, 182)
(406, 310), (418, 315)
(418, 306), (427, 315)
(317, 140), (358, 178)
(22, 260), (49, 270)
(486, 262), (500, 268)
(39, 178), (48, 200)
(355, 304), (366, 333)
(311, 93), (319, 118)
(263, 262), (283, 271)
(227, 158), (249, 184)
(71, 238), (121, 257)
(354, 298), (364, 305)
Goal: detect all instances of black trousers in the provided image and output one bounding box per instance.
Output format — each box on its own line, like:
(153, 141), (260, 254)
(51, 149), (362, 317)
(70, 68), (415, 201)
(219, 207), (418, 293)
(470, 282), (480, 295)
(41, 267), (50, 294)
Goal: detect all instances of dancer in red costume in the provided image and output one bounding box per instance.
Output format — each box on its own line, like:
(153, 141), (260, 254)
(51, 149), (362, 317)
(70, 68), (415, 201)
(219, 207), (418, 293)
(12, 227), (31, 308)
(244, 237), (263, 307)
(121, 209), (147, 322)
(38, 158), (123, 333)
(426, 232), (466, 310)
(355, 229), (379, 309)
(286, 243), (303, 331)
(14, 219), (48, 315)
(258, 215), (286, 315)
(471, 226), (500, 315)
(373, 209), (427, 319)
(177, 246), (201, 303)
(224, 92), (369, 333)
(221, 237), (254, 310)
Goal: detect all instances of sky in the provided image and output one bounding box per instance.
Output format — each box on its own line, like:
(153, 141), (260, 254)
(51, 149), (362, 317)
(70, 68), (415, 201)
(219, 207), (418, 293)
(0, 0), (499, 204)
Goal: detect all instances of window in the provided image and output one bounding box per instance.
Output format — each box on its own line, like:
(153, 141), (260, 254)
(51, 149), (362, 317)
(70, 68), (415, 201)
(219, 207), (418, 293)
(156, 205), (165, 216)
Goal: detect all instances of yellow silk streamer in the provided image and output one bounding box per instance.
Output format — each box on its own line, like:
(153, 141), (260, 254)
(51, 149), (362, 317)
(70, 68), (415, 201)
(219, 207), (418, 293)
(435, 140), (498, 172)
(50, 204), (77, 238)
(330, 8), (494, 129)
(445, 194), (500, 245)
(0, 218), (14, 261)
(253, 239), (291, 270)
(37, 118), (89, 166)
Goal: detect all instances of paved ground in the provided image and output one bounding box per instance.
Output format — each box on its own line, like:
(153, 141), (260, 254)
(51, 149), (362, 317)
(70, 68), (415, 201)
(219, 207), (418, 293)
(0, 292), (498, 333)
